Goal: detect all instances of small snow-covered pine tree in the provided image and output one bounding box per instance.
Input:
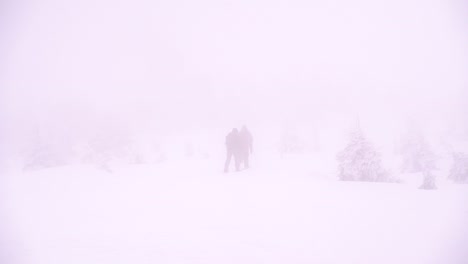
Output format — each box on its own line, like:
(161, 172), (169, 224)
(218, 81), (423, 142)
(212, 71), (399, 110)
(337, 127), (387, 182)
(399, 126), (432, 173)
(279, 125), (305, 156)
(398, 125), (437, 189)
(417, 137), (437, 190)
(449, 152), (468, 183)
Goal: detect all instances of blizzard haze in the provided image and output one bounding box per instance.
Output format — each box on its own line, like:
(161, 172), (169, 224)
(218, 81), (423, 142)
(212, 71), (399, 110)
(1, 0), (468, 264)
(2, 0), (467, 137)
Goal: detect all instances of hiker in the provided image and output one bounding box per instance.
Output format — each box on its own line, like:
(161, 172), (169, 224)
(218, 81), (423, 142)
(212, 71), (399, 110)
(224, 128), (241, 172)
(239, 125), (253, 169)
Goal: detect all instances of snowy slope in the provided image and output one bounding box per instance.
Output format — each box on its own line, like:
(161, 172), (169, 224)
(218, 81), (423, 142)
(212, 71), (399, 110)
(2, 155), (468, 264)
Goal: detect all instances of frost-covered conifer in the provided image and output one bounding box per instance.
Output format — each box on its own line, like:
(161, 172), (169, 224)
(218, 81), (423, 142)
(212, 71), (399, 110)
(337, 127), (387, 182)
(449, 152), (468, 183)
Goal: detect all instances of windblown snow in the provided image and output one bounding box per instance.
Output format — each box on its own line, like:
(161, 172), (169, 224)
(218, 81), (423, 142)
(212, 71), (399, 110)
(2, 152), (467, 264)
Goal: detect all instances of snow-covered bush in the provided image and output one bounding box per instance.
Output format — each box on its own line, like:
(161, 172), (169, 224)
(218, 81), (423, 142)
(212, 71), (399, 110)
(184, 141), (209, 159)
(279, 126), (306, 155)
(23, 130), (73, 171)
(279, 133), (304, 155)
(399, 128), (435, 174)
(82, 130), (137, 172)
(449, 152), (468, 183)
(23, 142), (67, 170)
(136, 142), (166, 164)
(337, 128), (388, 182)
(418, 146), (437, 190)
(397, 127), (437, 189)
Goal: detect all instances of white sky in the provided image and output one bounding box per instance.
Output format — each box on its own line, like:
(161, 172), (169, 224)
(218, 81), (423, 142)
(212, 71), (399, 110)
(1, 0), (467, 143)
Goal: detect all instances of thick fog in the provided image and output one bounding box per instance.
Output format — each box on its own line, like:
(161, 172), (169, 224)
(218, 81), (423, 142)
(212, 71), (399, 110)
(2, 0), (467, 148)
(1, 0), (468, 264)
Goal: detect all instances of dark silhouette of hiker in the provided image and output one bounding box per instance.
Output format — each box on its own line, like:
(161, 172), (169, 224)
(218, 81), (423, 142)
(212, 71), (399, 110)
(239, 125), (253, 169)
(224, 128), (240, 172)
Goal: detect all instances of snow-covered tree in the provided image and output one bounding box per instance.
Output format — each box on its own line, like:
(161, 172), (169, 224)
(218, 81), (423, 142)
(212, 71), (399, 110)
(23, 129), (72, 170)
(279, 132), (304, 155)
(337, 127), (387, 182)
(399, 127), (434, 174)
(279, 125), (305, 156)
(82, 129), (137, 172)
(398, 126), (437, 189)
(449, 152), (468, 183)
(418, 145), (437, 190)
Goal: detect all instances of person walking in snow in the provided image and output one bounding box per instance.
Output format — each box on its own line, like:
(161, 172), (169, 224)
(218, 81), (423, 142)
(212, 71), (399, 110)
(224, 128), (241, 172)
(239, 125), (253, 169)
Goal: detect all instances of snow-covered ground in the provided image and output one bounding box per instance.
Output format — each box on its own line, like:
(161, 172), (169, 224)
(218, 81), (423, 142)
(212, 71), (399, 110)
(2, 154), (468, 264)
